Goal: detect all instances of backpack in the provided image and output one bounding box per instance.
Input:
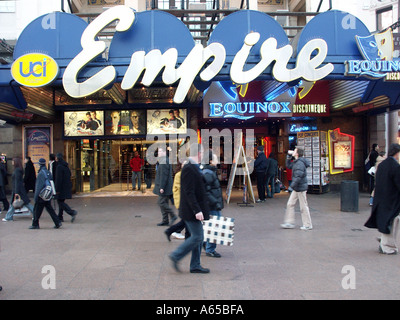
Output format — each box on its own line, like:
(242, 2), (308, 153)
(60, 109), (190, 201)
(38, 169), (55, 201)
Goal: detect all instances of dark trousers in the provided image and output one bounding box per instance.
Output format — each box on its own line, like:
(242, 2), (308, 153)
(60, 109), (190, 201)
(170, 219), (204, 270)
(32, 198), (61, 227)
(57, 199), (74, 219)
(256, 171), (266, 200)
(265, 174), (275, 198)
(158, 195), (176, 223)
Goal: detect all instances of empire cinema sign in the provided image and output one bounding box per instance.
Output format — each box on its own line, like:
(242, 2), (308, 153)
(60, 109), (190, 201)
(11, 6), (334, 104)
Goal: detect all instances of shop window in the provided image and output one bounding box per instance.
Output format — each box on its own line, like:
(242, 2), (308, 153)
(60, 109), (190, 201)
(376, 6), (393, 31)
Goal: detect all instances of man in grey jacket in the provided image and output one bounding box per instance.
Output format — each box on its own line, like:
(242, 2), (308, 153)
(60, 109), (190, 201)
(280, 147), (313, 230)
(30, 158), (61, 230)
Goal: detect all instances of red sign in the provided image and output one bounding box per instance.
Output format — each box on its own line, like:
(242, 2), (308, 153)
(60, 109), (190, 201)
(11, 110), (34, 120)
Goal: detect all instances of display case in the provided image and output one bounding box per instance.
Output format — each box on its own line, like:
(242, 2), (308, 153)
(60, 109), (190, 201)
(297, 131), (330, 194)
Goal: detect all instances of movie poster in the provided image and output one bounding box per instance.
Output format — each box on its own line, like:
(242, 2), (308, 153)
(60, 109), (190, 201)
(23, 125), (52, 173)
(147, 109), (187, 134)
(64, 111), (104, 137)
(104, 110), (146, 135)
(333, 141), (352, 169)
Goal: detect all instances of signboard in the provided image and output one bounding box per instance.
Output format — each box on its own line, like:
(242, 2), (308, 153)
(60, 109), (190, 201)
(64, 111), (104, 137)
(203, 80), (330, 120)
(226, 132), (255, 204)
(327, 128), (355, 175)
(333, 141), (352, 169)
(345, 29), (400, 81)
(11, 53), (59, 87)
(104, 110), (146, 135)
(147, 109), (187, 134)
(23, 125), (53, 172)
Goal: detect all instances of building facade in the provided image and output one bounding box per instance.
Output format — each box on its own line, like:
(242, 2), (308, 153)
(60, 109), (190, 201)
(1, 0), (400, 195)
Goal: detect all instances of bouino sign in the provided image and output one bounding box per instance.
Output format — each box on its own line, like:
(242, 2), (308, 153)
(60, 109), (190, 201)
(345, 29), (400, 80)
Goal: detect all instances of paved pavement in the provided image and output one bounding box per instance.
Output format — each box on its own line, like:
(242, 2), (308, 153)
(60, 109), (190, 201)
(0, 187), (398, 300)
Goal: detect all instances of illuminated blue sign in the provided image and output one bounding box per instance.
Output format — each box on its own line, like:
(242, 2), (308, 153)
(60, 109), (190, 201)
(209, 101), (291, 120)
(289, 124), (317, 133)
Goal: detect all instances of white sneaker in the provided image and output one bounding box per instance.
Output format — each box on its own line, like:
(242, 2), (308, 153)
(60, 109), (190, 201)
(280, 223), (295, 229)
(300, 226), (313, 231)
(171, 232), (185, 240)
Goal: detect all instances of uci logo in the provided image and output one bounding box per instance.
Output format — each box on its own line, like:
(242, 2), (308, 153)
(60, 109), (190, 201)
(11, 53), (59, 87)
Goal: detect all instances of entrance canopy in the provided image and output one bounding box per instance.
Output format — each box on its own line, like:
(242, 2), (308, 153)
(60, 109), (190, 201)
(1, 7), (400, 122)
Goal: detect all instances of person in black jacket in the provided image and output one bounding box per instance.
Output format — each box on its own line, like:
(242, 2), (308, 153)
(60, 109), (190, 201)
(48, 154), (58, 183)
(23, 157), (36, 193)
(202, 151), (224, 258)
(265, 152), (278, 198)
(365, 143), (400, 254)
(0, 161), (9, 212)
(55, 153), (77, 222)
(254, 146), (268, 203)
(153, 146), (177, 226)
(3, 158), (34, 221)
(169, 143), (210, 274)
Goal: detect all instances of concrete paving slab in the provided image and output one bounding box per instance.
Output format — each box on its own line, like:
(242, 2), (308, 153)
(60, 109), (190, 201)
(0, 188), (398, 300)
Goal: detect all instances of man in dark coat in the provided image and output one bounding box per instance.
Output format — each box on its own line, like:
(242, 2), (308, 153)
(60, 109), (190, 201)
(254, 146), (268, 203)
(169, 143), (210, 273)
(24, 157), (36, 192)
(365, 143), (400, 255)
(265, 152), (278, 198)
(153, 146), (177, 226)
(55, 153), (77, 223)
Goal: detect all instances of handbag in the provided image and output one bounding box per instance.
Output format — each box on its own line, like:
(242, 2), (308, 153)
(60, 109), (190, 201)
(203, 215), (235, 246)
(12, 195), (24, 209)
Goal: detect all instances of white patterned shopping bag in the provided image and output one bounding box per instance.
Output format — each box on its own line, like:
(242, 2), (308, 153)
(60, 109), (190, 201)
(203, 215), (235, 246)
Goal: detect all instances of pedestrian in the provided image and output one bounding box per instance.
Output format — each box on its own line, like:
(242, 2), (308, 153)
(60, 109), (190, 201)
(280, 147), (313, 230)
(130, 151), (144, 190)
(55, 153), (77, 222)
(164, 163), (187, 241)
(366, 143), (379, 194)
(153, 146), (177, 226)
(30, 158), (61, 229)
(265, 152), (278, 198)
(0, 160), (9, 213)
(202, 150), (224, 258)
(369, 151), (386, 206)
(48, 153), (58, 182)
(168, 143), (210, 273)
(23, 156), (36, 193)
(365, 143), (400, 255)
(143, 159), (152, 189)
(254, 146), (268, 203)
(2, 158), (34, 221)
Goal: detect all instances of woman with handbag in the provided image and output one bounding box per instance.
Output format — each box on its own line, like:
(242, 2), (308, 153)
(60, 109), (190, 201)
(2, 158), (34, 222)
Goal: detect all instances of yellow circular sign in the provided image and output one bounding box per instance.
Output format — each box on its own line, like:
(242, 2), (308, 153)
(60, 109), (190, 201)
(11, 53), (59, 87)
